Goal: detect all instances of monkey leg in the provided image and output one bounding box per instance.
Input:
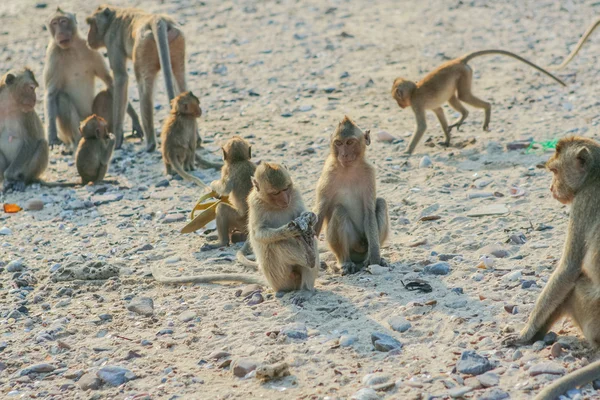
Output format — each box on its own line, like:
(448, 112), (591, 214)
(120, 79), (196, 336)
(134, 40), (160, 152)
(406, 107), (427, 155)
(207, 203), (243, 248)
(376, 198), (389, 245)
(56, 92), (82, 151)
(170, 35), (187, 94)
(326, 204), (362, 275)
(4, 139), (48, 189)
(432, 107), (450, 146)
(564, 275), (600, 346)
(456, 67), (491, 131)
(448, 95), (469, 132)
(0, 151), (8, 181)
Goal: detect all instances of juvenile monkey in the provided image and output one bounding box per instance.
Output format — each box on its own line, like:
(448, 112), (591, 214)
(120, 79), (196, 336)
(160, 91), (212, 189)
(202, 136), (256, 250)
(314, 116), (389, 275)
(0, 68), (49, 191)
(75, 115), (115, 184)
(552, 17), (600, 70)
(391, 50), (566, 154)
(44, 7), (141, 151)
(503, 137), (600, 399)
(86, 5), (187, 151)
(154, 163), (318, 293)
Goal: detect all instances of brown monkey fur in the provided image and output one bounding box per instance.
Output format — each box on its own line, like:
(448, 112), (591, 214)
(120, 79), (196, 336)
(391, 50), (566, 155)
(314, 116), (389, 275)
(202, 136), (256, 250)
(76, 115), (116, 184)
(238, 162), (319, 292)
(44, 8), (141, 151)
(0, 68), (49, 191)
(503, 137), (600, 400)
(86, 5), (187, 152)
(160, 91), (214, 189)
(552, 17), (600, 70)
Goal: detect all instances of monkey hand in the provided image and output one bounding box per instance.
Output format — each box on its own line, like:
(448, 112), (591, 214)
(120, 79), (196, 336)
(3, 180), (26, 192)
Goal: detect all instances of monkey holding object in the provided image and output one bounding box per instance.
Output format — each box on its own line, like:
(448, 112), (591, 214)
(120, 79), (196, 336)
(86, 5), (187, 152)
(503, 137), (600, 400)
(76, 115), (115, 184)
(314, 116), (389, 275)
(44, 7), (141, 152)
(202, 136), (256, 250)
(391, 50), (566, 154)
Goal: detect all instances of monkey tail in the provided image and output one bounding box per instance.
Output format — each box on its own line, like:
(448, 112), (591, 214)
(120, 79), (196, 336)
(551, 17), (600, 70)
(460, 50), (566, 87)
(195, 154), (224, 170)
(533, 359), (600, 400)
(236, 240), (259, 269)
(151, 263), (265, 285)
(151, 19), (176, 101)
(168, 152), (211, 190)
(34, 179), (81, 188)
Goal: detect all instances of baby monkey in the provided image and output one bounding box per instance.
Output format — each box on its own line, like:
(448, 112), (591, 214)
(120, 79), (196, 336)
(75, 115), (115, 184)
(392, 49), (566, 154)
(503, 137), (600, 400)
(201, 136), (256, 250)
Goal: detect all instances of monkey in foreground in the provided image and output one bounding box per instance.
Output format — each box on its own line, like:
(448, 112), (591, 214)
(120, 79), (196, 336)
(86, 5), (187, 152)
(503, 137), (600, 400)
(0, 68), (49, 191)
(238, 162), (319, 293)
(552, 17), (600, 70)
(76, 115), (115, 184)
(153, 164), (318, 293)
(313, 116), (389, 275)
(391, 50), (566, 155)
(161, 92), (216, 189)
(201, 136), (256, 250)
(44, 7), (141, 152)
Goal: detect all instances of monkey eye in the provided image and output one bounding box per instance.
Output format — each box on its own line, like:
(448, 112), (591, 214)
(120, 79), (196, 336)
(347, 139), (357, 145)
(334, 140), (342, 146)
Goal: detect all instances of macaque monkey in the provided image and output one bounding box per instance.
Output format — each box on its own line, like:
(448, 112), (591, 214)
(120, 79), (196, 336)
(314, 116), (389, 275)
(552, 17), (600, 70)
(44, 7), (141, 152)
(503, 137), (600, 400)
(0, 68), (49, 191)
(160, 91), (215, 188)
(75, 115), (115, 184)
(202, 136), (256, 250)
(391, 50), (566, 154)
(86, 5), (187, 152)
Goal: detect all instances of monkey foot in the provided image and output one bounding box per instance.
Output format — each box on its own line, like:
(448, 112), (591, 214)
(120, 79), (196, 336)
(501, 333), (529, 347)
(3, 180), (26, 192)
(200, 243), (225, 252)
(482, 124), (490, 132)
(290, 291), (314, 307)
(145, 142), (157, 153)
(340, 261), (361, 276)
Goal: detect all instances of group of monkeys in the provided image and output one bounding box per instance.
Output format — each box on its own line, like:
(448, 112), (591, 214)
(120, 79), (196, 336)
(1, 4), (600, 399)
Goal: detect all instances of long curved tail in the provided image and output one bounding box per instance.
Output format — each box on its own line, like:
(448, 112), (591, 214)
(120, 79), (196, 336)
(460, 50), (566, 87)
(168, 152), (210, 190)
(151, 19), (176, 101)
(534, 359), (600, 400)
(236, 240), (259, 269)
(552, 17), (600, 70)
(151, 263), (265, 285)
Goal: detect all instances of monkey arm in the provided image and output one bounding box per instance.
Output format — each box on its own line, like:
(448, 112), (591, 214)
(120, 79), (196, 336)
(100, 135), (116, 165)
(210, 178), (231, 196)
(45, 90), (60, 147)
(253, 224), (300, 245)
(364, 206), (382, 265)
(519, 221), (585, 341)
(406, 106), (427, 155)
(108, 53), (129, 147)
(313, 193), (329, 236)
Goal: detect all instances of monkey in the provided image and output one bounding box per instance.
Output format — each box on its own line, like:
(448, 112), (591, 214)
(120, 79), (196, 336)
(44, 7), (141, 152)
(551, 17), (600, 70)
(201, 136), (256, 251)
(0, 68), (49, 192)
(238, 162), (320, 293)
(86, 5), (187, 152)
(391, 50), (566, 155)
(502, 137), (600, 399)
(313, 116), (389, 275)
(160, 91), (213, 189)
(75, 114), (115, 184)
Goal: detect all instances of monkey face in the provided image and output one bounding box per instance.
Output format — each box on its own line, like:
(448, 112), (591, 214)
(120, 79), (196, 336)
(50, 16), (74, 49)
(267, 185), (292, 209)
(86, 7), (113, 49)
(547, 139), (593, 204)
(5, 70), (38, 112)
(391, 79), (414, 109)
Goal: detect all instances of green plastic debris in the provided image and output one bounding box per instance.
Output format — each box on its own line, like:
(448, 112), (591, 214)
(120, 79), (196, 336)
(526, 139), (559, 154)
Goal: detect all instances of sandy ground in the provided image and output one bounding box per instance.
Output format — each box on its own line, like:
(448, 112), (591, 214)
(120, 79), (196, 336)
(1, 0), (600, 399)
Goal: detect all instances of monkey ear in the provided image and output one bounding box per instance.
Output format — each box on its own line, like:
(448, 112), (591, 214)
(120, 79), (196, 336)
(576, 147), (592, 171)
(5, 74), (15, 85)
(95, 128), (102, 138)
(252, 177), (260, 192)
(221, 147), (227, 161)
(102, 7), (111, 16)
(364, 130), (371, 146)
(86, 17), (94, 24)
(248, 146), (252, 159)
